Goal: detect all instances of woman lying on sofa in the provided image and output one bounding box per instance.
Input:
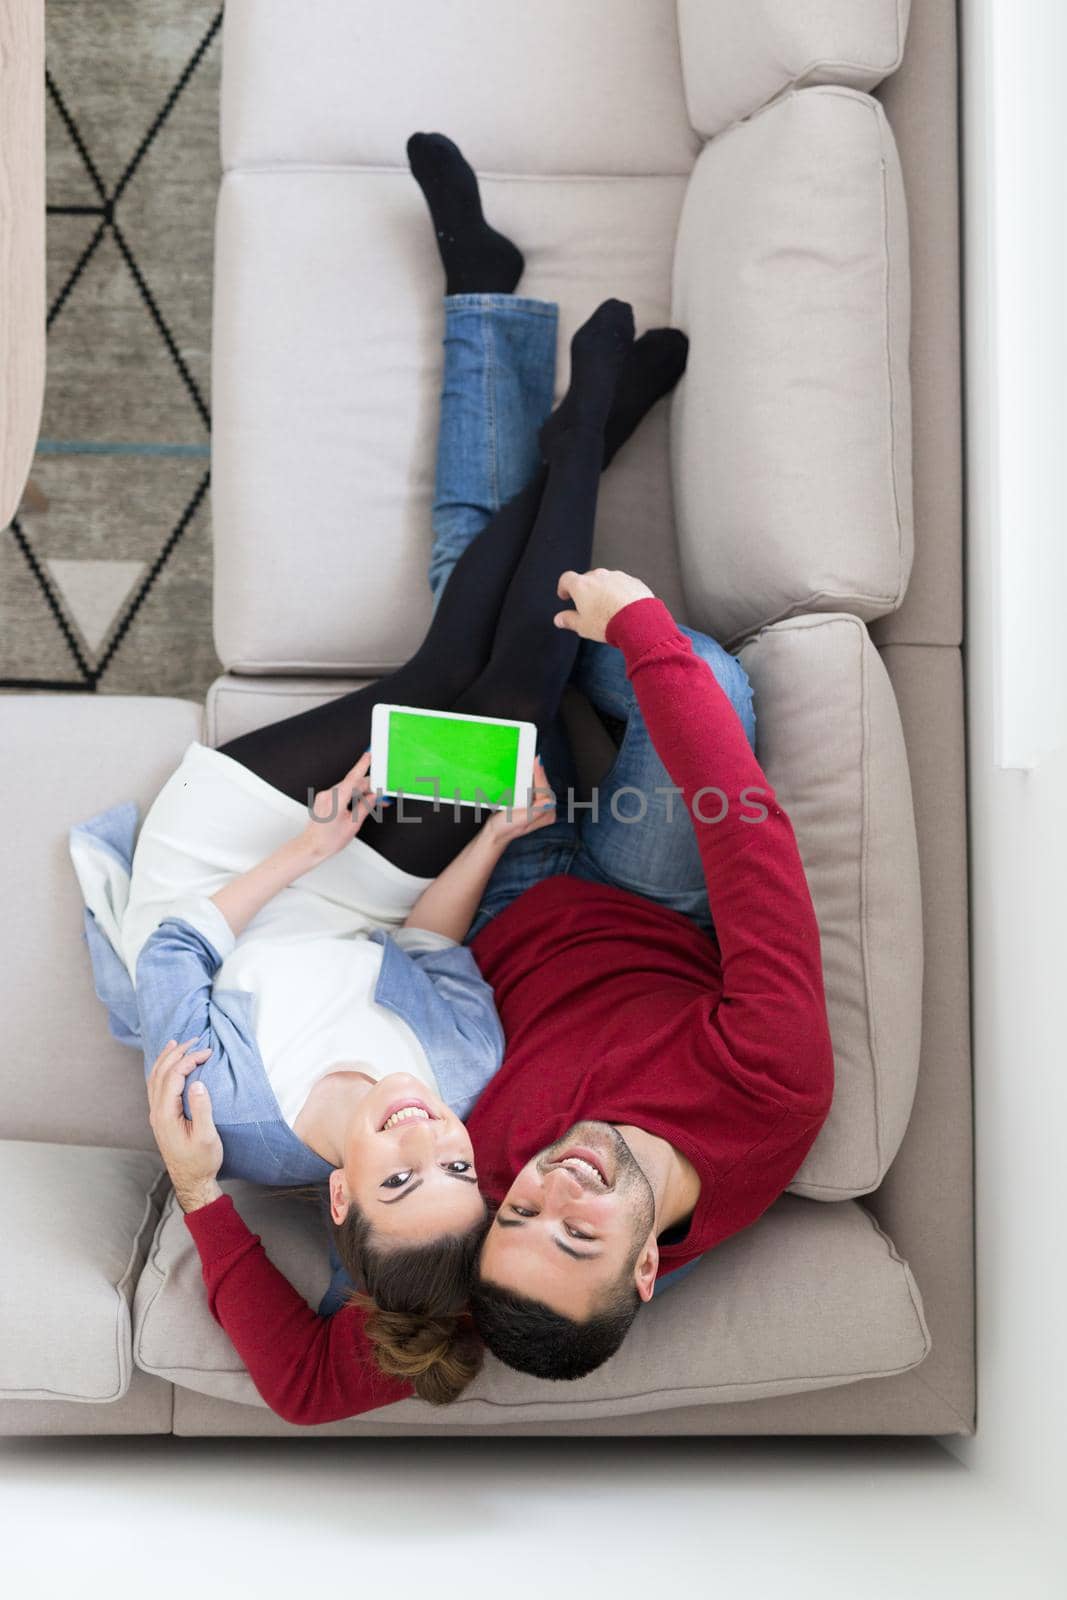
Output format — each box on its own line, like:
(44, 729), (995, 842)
(71, 134), (697, 1404)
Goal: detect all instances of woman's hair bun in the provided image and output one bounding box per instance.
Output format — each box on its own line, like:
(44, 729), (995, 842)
(363, 1303), (482, 1406)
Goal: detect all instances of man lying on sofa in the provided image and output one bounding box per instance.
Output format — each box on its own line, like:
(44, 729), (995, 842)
(146, 565), (835, 1423)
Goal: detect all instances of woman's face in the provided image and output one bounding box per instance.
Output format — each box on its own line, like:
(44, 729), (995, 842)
(329, 1072), (484, 1241)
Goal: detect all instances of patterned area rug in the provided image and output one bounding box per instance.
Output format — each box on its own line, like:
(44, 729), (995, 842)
(1, 1), (224, 701)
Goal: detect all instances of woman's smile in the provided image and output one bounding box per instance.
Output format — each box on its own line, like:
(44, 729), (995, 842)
(379, 1100), (439, 1132)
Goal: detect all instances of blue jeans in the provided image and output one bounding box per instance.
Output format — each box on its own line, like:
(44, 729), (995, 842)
(429, 294), (757, 944)
(429, 294), (561, 602)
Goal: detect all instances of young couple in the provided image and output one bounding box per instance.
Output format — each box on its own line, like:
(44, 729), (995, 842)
(76, 134), (833, 1420)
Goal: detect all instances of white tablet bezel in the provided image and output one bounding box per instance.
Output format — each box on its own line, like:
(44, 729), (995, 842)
(370, 703), (538, 812)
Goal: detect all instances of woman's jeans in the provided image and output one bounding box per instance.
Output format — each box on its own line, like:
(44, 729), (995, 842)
(431, 293), (757, 943)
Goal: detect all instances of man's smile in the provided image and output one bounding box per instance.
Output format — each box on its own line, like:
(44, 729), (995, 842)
(550, 1148), (610, 1188)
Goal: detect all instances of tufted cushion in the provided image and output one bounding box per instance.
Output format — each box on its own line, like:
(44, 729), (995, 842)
(671, 87), (913, 649)
(135, 1183), (930, 1423)
(677, 0), (911, 137)
(0, 1142), (167, 1403)
(739, 614), (923, 1198)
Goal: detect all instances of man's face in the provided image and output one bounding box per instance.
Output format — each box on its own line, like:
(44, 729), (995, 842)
(478, 1122), (658, 1319)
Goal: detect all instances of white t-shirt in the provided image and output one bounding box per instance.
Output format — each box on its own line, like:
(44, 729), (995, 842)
(123, 740), (446, 1127)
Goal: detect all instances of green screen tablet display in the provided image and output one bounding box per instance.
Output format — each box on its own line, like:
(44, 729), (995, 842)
(386, 710), (522, 806)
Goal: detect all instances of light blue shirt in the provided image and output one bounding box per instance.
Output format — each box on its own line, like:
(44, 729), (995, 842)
(69, 803), (505, 1187)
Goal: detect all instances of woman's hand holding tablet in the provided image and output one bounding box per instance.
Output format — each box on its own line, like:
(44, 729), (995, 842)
(484, 756), (558, 842)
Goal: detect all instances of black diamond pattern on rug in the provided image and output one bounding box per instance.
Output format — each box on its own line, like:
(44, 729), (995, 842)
(1, 2), (224, 700)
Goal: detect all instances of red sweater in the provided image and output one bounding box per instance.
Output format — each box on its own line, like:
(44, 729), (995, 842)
(184, 598), (834, 1423)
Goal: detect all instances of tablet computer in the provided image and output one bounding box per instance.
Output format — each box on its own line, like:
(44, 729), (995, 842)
(370, 704), (537, 811)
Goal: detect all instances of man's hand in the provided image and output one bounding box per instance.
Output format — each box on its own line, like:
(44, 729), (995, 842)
(486, 756), (558, 845)
(146, 1038), (224, 1213)
(554, 568), (655, 642)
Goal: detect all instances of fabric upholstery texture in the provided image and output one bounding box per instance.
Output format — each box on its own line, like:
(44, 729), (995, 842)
(672, 87), (913, 649)
(869, 0), (963, 647)
(219, 0), (699, 176)
(739, 615), (923, 1199)
(135, 1182), (930, 1423)
(677, 0), (911, 136)
(867, 644), (974, 1432)
(0, 1142), (166, 1403)
(0, 1369), (173, 1438)
(170, 1362), (960, 1438)
(204, 675), (371, 747)
(0, 693), (203, 1152)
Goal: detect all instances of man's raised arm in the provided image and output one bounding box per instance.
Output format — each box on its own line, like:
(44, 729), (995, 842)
(556, 572), (833, 1112)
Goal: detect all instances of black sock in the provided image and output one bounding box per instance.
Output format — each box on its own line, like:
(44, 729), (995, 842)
(538, 299), (635, 459)
(602, 329), (689, 468)
(407, 132), (524, 296)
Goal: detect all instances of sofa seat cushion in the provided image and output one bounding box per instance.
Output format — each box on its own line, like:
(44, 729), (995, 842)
(220, 0), (699, 177)
(0, 694), (202, 1151)
(739, 615), (923, 1198)
(678, 0), (911, 137)
(0, 1142), (167, 1403)
(205, 675), (372, 747)
(135, 1183), (930, 1424)
(672, 87), (913, 649)
(212, 169), (690, 676)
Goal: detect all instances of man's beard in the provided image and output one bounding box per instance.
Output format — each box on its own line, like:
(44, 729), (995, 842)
(538, 1121), (656, 1249)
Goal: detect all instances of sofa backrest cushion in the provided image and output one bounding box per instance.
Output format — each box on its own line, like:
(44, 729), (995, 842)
(739, 615), (923, 1198)
(678, 0), (911, 137)
(221, 0), (699, 176)
(135, 1182), (930, 1423)
(671, 88), (913, 649)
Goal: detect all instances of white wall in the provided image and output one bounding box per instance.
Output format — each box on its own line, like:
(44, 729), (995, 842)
(947, 0), (1067, 1528)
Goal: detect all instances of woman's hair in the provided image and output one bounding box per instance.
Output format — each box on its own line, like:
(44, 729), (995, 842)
(330, 1200), (491, 1406)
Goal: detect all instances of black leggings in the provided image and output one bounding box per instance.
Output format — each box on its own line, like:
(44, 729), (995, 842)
(217, 423), (602, 878)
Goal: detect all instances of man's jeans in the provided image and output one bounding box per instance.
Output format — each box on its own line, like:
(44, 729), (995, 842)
(430, 293), (757, 943)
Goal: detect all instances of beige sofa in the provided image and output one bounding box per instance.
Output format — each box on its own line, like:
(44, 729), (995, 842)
(0, 0), (973, 1437)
